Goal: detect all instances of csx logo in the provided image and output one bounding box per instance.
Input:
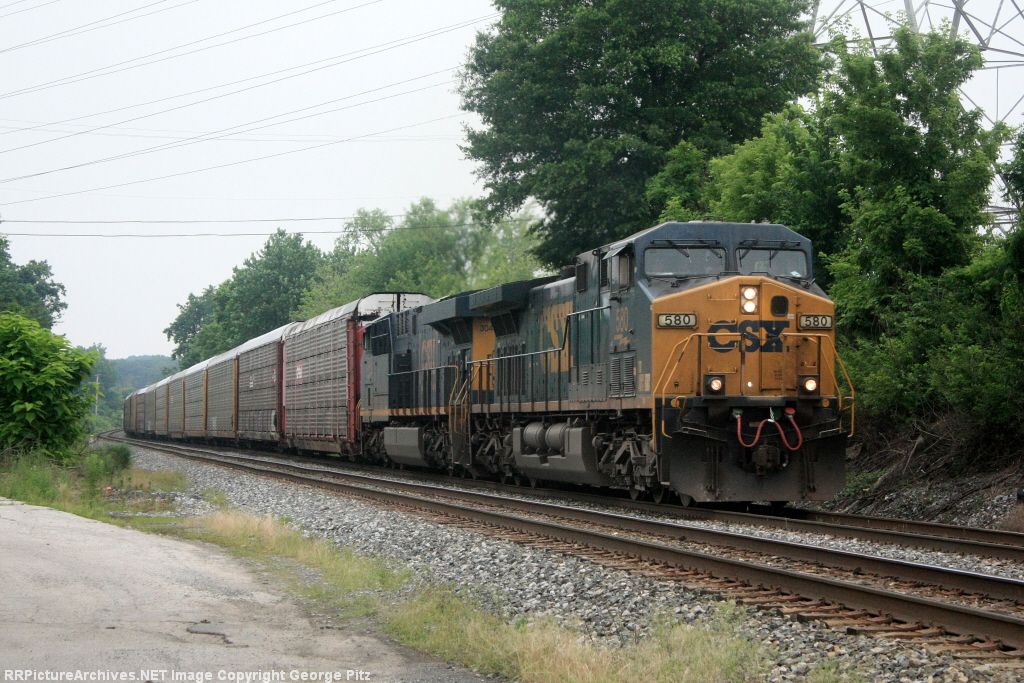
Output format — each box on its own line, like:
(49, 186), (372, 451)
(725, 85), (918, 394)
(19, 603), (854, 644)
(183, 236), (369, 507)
(708, 320), (789, 353)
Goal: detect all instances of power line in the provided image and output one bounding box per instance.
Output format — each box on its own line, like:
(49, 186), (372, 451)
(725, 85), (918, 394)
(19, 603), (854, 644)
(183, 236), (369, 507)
(0, 0), (383, 100)
(0, 122), (461, 143)
(0, 218), (527, 238)
(0, 0), (199, 55)
(1, 214), (401, 224)
(0, 0), (43, 11)
(0, 0), (63, 20)
(0, 15), (491, 156)
(0, 113), (466, 206)
(0, 72), (455, 184)
(0, 185), (454, 202)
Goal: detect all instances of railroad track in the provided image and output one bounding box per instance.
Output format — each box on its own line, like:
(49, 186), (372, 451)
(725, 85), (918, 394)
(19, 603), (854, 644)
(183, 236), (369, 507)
(115, 433), (1024, 562)
(107, 433), (1024, 660)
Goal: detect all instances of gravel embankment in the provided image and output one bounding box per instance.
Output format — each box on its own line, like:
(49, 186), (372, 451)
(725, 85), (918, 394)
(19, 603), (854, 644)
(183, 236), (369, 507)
(177, 448), (1024, 582)
(129, 445), (1019, 683)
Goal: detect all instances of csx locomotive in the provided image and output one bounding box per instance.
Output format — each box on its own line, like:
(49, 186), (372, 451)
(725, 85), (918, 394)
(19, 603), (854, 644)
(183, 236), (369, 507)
(125, 221), (853, 504)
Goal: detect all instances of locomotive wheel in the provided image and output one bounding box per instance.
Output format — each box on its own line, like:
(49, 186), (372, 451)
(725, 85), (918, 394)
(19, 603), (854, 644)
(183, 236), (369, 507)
(651, 486), (670, 505)
(528, 477), (538, 488)
(628, 487), (642, 501)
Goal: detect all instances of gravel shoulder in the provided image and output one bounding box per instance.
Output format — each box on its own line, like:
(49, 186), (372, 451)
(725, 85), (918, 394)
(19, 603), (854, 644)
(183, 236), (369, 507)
(0, 497), (486, 683)
(127, 444), (1024, 683)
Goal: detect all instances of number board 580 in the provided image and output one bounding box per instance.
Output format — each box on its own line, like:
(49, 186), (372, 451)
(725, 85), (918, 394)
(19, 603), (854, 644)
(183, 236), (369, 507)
(798, 314), (833, 330)
(657, 313), (697, 328)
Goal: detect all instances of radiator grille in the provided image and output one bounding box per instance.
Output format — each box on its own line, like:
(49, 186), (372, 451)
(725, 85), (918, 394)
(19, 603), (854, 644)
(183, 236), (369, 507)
(609, 352), (636, 398)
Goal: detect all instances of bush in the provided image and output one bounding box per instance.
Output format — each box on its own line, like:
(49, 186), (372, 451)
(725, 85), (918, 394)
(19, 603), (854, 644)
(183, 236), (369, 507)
(104, 444), (131, 472)
(0, 312), (95, 452)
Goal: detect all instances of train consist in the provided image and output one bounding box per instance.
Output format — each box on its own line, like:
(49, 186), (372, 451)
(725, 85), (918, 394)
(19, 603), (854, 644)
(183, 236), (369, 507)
(125, 221), (854, 504)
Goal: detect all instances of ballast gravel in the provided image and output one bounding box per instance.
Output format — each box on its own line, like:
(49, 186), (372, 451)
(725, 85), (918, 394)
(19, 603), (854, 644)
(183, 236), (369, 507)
(309, 459), (1024, 582)
(128, 445), (1019, 683)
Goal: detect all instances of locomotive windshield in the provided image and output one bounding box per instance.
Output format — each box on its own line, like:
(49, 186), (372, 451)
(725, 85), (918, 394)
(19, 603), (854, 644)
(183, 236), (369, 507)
(644, 246), (725, 278)
(737, 248), (808, 279)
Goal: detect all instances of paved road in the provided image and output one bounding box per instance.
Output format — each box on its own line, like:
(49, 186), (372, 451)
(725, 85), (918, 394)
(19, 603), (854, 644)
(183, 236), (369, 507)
(0, 500), (486, 683)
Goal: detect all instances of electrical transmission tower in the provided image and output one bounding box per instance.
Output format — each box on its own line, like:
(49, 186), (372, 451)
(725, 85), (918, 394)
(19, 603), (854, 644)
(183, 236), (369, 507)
(809, 1), (1024, 232)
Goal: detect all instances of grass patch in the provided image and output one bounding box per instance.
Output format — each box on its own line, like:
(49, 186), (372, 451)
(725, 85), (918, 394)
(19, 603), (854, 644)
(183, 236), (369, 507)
(0, 445), (181, 519)
(120, 467), (188, 493)
(183, 511), (407, 591)
(837, 468), (885, 500)
(201, 487), (229, 508)
(807, 661), (865, 683)
(152, 510), (408, 618)
(386, 590), (764, 682)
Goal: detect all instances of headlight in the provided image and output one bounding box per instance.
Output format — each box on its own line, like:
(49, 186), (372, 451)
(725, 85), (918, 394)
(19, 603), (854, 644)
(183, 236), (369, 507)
(741, 286), (758, 314)
(704, 375), (725, 396)
(800, 376), (819, 394)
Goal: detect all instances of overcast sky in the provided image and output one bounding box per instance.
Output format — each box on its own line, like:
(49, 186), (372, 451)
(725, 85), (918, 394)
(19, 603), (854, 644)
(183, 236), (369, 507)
(1, 0), (1020, 359)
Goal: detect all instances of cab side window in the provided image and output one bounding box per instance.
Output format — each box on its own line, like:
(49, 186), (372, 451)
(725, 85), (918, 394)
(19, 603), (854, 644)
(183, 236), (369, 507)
(575, 261), (588, 292)
(613, 250), (633, 290)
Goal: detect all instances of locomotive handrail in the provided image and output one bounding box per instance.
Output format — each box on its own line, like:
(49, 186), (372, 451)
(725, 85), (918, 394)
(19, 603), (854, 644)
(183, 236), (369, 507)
(650, 332), (730, 451)
(381, 364), (462, 414)
(464, 305), (611, 366)
(780, 332), (856, 437)
(464, 304), (610, 410)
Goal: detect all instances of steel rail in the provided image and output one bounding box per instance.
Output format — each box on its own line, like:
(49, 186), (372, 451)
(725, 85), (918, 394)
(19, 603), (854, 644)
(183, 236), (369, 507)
(748, 505), (1024, 548)
(109, 434), (1024, 650)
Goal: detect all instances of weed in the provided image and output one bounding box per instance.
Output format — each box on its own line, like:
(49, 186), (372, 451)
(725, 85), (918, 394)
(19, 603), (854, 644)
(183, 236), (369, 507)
(121, 468), (187, 492)
(838, 468), (884, 499)
(200, 488), (229, 508)
(1000, 506), (1024, 533)
(0, 447), (184, 519)
(807, 661), (865, 682)
(386, 589), (765, 682)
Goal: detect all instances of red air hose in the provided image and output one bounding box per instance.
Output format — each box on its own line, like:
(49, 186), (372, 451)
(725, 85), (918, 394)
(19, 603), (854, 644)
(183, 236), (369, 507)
(736, 415), (769, 448)
(775, 408), (804, 452)
(736, 409), (804, 451)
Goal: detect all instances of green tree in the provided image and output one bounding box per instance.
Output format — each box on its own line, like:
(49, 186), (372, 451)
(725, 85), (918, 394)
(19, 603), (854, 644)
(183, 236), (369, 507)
(460, 0), (822, 267)
(163, 285), (222, 367)
(0, 312), (95, 451)
(703, 105), (844, 271)
(467, 211), (546, 288)
(819, 27), (1005, 424)
(297, 199), (545, 319)
(219, 229), (323, 342)
(165, 230), (323, 365)
(297, 200), (478, 316)
(109, 354), (178, 391)
(0, 236), (67, 328)
(825, 28), (1005, 337)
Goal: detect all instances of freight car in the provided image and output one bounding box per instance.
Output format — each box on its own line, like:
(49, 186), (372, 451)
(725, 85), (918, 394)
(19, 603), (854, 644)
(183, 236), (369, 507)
(126, 221), (853, 505)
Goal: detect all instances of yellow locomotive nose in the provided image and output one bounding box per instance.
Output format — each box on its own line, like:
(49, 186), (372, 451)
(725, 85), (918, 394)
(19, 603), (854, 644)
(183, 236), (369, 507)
(651, 277), (839, 400)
